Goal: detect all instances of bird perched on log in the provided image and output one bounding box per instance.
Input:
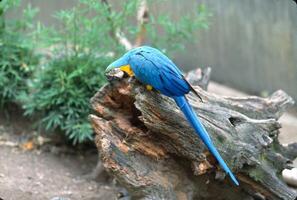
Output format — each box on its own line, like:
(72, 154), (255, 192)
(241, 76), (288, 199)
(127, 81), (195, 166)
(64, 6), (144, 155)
(105, 46), (239, 186)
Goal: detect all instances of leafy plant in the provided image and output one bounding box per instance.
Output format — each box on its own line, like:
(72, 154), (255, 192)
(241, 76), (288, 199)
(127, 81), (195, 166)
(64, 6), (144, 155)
(22, 55), (112, 144)
(22, 0), (211, 144)
(0, 0), (39, 107)
(147, 3), (211, 53)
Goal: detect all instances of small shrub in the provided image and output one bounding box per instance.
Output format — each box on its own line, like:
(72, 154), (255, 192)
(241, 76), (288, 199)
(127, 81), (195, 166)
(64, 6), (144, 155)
(22, 0), (211, 144)
(22, 55), (113, 144)
(0, 41), (38, 107)
(0, 0), (39, 107)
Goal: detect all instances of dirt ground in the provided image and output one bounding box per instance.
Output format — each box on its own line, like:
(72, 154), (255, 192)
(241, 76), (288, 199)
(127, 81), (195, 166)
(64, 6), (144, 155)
(0, 82), (296, 200)
(0, 125), (119, 200)
(0, 105), (120, 200)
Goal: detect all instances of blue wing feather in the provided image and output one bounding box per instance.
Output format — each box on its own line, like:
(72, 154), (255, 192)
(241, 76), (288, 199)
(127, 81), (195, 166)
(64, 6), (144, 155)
(129, 49), (190, 96)
(128, 46), (239, 186)
(174, 96), (239, 186)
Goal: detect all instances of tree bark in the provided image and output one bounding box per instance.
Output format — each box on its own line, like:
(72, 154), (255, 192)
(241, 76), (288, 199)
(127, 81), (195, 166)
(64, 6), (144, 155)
(89, 68), (297, 200)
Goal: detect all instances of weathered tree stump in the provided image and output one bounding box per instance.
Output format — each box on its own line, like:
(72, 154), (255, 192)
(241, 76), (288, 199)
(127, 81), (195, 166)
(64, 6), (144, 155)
(89, 68), (297, 200)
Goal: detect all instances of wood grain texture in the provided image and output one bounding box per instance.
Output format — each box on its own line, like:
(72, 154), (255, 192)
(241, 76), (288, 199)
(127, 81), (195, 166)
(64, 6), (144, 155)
(90, 69), (296, 200)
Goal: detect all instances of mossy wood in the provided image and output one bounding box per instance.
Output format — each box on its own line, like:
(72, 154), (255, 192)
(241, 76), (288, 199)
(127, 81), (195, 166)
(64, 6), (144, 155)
(90, 68), (297, 200)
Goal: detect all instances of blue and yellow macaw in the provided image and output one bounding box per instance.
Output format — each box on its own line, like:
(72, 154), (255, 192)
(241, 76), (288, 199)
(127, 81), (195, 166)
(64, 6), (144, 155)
(105, 46), (239, 186)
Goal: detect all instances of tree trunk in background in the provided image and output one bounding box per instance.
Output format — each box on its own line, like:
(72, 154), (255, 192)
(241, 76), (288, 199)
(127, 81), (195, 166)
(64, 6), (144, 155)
(90, 68), (297, 200)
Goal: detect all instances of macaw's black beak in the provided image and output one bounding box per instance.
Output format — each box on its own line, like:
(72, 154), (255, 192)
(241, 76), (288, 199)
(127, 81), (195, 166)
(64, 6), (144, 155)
(105, 74), (114, 81)
(105, 68), (125, 81)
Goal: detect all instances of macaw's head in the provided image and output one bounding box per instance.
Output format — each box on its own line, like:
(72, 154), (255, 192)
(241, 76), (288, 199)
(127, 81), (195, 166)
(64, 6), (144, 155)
(105, 52), (133, 81)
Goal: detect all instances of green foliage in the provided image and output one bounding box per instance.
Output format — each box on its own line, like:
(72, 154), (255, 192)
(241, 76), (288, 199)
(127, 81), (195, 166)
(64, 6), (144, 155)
(20, 0), (211, 144)
(22, 55), (113, 144)
(22, 0), (137, 144)
(0, 0), (39, 107)
(147, 3), (212, 53)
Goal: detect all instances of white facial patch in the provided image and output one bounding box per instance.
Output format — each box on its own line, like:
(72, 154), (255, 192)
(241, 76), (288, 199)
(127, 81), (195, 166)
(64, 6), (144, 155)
(106, 68), (125, 79)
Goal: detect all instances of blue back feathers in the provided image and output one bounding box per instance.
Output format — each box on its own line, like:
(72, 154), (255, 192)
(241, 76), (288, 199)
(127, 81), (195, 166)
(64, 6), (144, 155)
(108, 46), (239, 186)
(126, 46), (190, 97)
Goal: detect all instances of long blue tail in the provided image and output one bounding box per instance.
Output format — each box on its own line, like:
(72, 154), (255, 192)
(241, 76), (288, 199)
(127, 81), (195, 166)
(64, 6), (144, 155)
(174, 96), (239, 186)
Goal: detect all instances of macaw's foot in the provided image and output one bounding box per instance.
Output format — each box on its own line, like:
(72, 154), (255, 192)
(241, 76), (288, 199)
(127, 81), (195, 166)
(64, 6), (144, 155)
(146, 85), (153, 91)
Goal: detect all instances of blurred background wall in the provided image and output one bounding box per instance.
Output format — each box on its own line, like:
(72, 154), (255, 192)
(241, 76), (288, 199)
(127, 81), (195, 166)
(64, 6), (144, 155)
(10, 0), (297, 101)
(165, 0), (297, 101)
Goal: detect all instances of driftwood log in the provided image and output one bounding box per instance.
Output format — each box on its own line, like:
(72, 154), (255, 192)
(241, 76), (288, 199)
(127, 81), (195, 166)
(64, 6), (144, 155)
(90, 68), (297, 200)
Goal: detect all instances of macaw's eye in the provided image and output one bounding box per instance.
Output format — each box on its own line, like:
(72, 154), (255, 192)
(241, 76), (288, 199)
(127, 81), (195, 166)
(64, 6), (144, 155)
(122, 72), (129, 78)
